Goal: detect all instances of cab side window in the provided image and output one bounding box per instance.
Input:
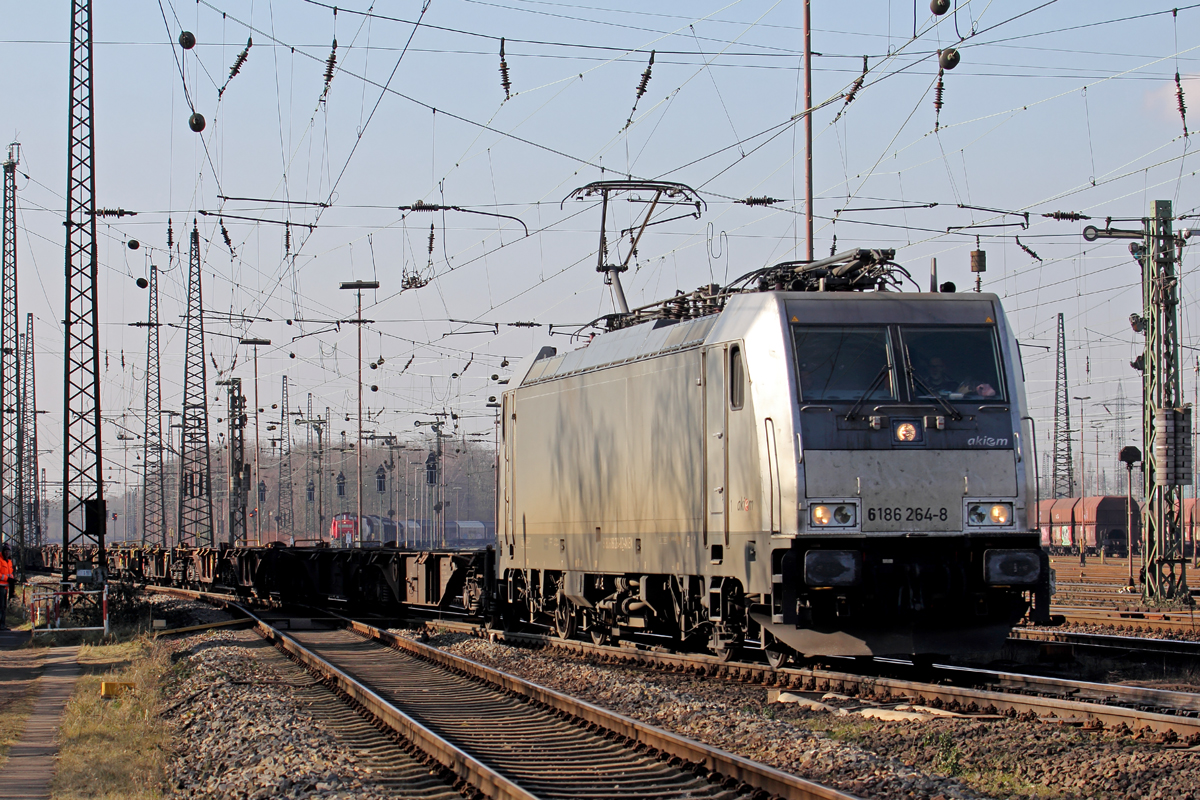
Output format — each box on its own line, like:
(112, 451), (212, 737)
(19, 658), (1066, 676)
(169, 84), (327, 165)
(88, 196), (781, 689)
(730, 345), (745, 410)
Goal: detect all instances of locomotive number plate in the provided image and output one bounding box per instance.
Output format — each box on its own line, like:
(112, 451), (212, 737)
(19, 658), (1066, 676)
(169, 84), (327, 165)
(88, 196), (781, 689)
(867, 507), (949, 523)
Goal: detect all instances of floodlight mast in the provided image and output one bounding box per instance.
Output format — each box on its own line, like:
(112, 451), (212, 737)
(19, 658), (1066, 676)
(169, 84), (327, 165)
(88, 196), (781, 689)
(340, 280), (379, 547)
(564, 181), (704, 316)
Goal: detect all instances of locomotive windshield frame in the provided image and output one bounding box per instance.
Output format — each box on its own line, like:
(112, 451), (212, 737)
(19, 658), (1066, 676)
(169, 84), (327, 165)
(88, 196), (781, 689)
(791, 321), (1007, 406)
(903, 325), (1007, 403)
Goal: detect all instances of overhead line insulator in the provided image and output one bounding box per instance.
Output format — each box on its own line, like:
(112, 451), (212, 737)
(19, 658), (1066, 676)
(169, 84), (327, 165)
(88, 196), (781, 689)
(220, 219), (235, 257)
(739, 197), (781, 207)
(1015, 236), (1042, 262)
(324, 39), (338, 93)
(499, 38), (512, 102)
(624, 51), (655, 130)
(1176, 72), (1189, 139)
(218, 37), (252, 98)
(1042, 210), (1091, 222)
(933, 69), (945, 132)
(832, 56), (868, 124)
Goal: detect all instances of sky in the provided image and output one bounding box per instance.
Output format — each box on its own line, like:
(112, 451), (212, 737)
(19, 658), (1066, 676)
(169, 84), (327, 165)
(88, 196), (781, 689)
(0, 0), (1197, 502)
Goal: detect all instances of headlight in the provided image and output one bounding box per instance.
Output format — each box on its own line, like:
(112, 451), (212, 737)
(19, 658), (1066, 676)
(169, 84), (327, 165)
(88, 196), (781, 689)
(804, 550), (861, 586)
(810, 503), (856, 527)
(894, 421), (920, 442)
(984, 549), (1042, 585)
(968, 502), (1013, 526)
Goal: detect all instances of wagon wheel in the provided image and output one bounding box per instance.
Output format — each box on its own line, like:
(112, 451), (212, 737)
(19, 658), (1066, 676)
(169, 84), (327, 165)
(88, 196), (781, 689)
(715, 640), (740, 662)
(554, 598), (577, 640)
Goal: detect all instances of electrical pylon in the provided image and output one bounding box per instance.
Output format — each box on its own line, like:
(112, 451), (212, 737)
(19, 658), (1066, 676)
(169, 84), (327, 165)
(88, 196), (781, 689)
(277, 375), (293, 540)
(177, 224), (214, 547)
(1, 143), (18, 549)
(1051, 313), (1074, 498)
(140, 263), (166, 546)
(19, 315), (41, 548)
(63, 0), (106, 580)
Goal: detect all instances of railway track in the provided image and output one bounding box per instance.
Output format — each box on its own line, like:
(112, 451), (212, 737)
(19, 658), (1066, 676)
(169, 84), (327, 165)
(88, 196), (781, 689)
(1049, 606), (1200, 635)
(236, 604), (855, 800)
(1011, 626), (1200, 658)
(419, 619), (1200, 741)
(246, 629), (467, 799)
(146, 585), (1200, 742)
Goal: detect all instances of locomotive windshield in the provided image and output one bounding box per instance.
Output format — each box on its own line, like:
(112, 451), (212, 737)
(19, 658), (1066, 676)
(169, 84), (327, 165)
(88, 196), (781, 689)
(903, 327), (1006, 402)
(793, 326), (896, 402)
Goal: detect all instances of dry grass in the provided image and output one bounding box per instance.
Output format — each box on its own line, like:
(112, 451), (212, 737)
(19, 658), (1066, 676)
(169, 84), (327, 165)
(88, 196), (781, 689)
(0, 691), (38, 770)
(50, 638), (171, 800)
(5, 584), (30, 630)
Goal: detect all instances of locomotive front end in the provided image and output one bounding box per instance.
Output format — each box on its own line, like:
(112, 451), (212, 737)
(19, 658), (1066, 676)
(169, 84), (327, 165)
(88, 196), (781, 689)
(761, 291), (1049, 657)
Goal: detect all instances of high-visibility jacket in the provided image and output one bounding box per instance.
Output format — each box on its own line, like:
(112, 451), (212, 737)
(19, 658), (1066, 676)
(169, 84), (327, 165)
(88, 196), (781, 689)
(0, 555), (13, 584)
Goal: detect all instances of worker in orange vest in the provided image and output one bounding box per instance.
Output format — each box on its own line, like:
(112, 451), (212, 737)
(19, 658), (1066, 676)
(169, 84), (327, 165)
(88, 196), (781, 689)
(0, 543), (14, 630)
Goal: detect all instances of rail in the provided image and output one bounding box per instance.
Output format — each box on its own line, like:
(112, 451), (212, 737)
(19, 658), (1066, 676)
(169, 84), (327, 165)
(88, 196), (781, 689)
(426, 620), (1200, 740)
(243, 603), (857, 800)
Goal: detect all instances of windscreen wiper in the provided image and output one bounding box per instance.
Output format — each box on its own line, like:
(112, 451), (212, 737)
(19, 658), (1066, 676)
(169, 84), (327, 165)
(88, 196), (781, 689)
(904, 345), (963, 421)
(845, 365), (890, 421)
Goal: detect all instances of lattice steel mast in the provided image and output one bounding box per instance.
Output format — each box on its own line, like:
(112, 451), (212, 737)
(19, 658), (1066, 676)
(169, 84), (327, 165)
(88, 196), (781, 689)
(1, 143), (18, 548)
(1051, 313), (1074, 498)
(19, 315), (41, 548)
(177, 224), (214, 546)
(1081, 201), (1191, 602)
(63, 0), (106, 579)
(277, 375), (293, 539)
(304, 392), (314, 535)
(1140, 201), (1189, 601)
(140, 263), (166, 546)
(220, 377), (248, 546)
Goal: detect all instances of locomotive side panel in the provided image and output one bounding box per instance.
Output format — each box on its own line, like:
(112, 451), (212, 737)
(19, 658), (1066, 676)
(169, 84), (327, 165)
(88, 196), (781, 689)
(507, 350), (706, 578)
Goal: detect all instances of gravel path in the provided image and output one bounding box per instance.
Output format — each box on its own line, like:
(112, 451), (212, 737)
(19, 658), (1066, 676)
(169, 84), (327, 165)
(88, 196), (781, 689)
(406, 629), (1200, 800)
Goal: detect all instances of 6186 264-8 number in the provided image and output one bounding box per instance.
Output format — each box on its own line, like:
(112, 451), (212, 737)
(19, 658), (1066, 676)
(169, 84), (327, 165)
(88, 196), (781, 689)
(867, 507), (948, 523)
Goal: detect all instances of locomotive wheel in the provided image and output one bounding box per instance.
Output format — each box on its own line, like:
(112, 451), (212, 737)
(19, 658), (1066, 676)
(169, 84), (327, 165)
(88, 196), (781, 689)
(554, 598), (577, 640)
(763, 631), (791, 669)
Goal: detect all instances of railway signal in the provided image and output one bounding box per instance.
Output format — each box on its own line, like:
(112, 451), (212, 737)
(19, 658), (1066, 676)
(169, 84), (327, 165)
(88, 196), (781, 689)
(1084, 201), (1192, 603)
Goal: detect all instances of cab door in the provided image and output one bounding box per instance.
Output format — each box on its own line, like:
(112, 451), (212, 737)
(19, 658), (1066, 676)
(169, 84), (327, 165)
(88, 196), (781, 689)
(705, 345), (729, 550)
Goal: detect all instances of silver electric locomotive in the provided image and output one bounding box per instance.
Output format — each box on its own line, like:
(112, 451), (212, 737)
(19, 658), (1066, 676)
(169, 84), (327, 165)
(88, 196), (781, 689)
(497, 248), (1051, 663)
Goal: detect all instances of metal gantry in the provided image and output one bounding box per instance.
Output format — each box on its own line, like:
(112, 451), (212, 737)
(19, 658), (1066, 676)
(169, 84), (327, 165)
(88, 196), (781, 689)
(18, 316), (42, 548)
(1051, 313), (1074, 498)
(62, 0), (106, 579)
(277, 375), (293, 540)
(177, 224), (214, 547)
(0, 143), (17, 548)
(140, 263), (166, 546)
